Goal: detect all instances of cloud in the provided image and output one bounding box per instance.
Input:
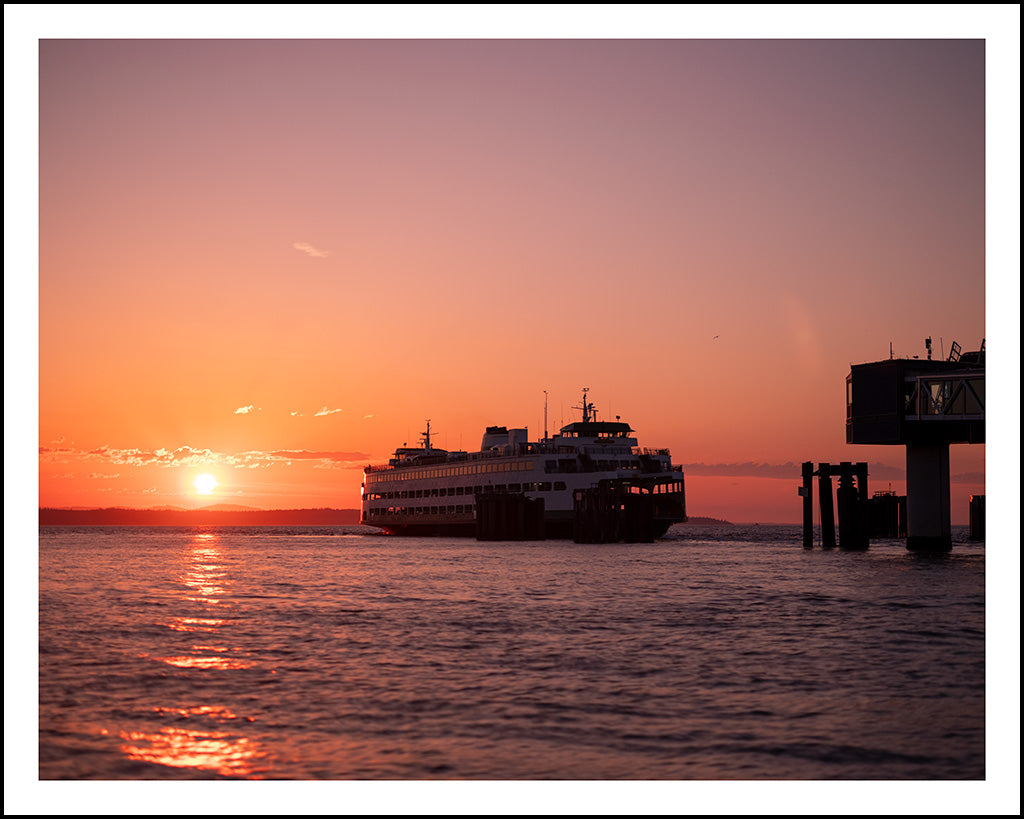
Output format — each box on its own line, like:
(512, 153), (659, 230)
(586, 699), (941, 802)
(290, 411), (301, 417)
(49, 442), (370, 472)
(76, 445), (219, 468)
(314, 406), (343, 417)
(234, 405), (257, 414)
(678, 461), (908, 480)
(293, 242), (329, 258)
(680, 462), (984, 485)
(267, 449), (368, 462)
(38, 444), (75, 463)
(87, 472), (120, 479)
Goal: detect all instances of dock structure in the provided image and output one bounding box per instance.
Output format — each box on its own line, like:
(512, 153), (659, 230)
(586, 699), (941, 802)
(572, 479), (660, 543)
(969, 494), (985, 541)
(845, 340), (984, 551)
(801, 462), (869, 550)
(475, 492), (546, 540)
(867, 491), (907, 539)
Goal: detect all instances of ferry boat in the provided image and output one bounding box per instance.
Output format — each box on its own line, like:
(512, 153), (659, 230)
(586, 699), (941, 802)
(361, 389), (686, 538)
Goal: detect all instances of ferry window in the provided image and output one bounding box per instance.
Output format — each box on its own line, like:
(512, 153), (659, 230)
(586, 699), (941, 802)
(509, 483), (521, 492)
(539, 482), (552, 491)
(554, 481), (566, 491)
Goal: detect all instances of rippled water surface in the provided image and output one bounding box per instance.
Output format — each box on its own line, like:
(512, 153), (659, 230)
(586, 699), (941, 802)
(38, 525), (985, 780)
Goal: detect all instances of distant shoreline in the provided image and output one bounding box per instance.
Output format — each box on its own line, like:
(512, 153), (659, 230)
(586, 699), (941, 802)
(39, 508), (734, 527)
(38, 508), (361, 526)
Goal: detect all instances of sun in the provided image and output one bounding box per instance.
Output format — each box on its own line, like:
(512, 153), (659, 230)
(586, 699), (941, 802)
(193, 473), (219, 495)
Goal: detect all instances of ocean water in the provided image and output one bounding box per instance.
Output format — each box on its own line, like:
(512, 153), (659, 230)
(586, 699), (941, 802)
(37, 524), (985, 782)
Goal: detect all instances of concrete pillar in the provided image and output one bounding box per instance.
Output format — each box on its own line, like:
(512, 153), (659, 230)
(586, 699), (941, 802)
(905, 442), (952, 551)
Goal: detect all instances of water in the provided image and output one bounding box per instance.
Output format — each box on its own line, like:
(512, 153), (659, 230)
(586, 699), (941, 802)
(36, 524), (985, 782)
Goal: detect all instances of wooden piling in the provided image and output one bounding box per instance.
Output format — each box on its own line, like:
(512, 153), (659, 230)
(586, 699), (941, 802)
(836, 462), (868, 550)
(969, 494), (985, 540)
(818, 463), (836, 549)
(802, 461), (814, 549)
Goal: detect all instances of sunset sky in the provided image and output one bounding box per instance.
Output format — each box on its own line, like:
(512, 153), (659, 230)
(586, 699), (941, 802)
(17, 10), (1016, 525)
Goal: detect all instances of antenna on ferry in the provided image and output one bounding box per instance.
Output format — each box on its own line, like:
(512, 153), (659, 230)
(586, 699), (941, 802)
(543, 390), (548, 440)
(574, 387), (593, 423)
(422, 420), (431, 451)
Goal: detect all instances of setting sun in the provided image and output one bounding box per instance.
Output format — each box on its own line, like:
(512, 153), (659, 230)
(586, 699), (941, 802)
(193, 473), (219, 495)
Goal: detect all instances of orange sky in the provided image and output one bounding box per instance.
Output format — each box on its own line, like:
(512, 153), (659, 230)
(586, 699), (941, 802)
(24, 23), (1007, 524)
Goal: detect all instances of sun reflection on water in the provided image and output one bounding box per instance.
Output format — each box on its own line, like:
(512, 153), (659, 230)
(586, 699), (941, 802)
(152, 705), (253, 722)
(119, 727), (266, 778)
(123, 532), (266, 776)
(167, 617), (229, 632)
(154, 654), (255, 670)
(179, 540), (229, 603)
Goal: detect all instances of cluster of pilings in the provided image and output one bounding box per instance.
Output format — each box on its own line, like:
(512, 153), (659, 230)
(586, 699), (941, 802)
(573, 481), (656, 543)
(801, 462), (870, 550)
(475, 492), (546, 540)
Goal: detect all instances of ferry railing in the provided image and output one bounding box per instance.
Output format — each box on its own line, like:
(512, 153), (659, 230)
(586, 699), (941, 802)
(366, 443), (675, 474)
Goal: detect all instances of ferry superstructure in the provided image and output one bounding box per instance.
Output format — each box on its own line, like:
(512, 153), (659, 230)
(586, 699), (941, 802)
(360, 390), (686, 538)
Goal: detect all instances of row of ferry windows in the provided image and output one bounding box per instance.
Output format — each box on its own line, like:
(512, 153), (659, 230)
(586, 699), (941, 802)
(367, 505), (474, 517)
(370, 460), (534, 484)
(366, 482), (568, 502)
(367, 458), (654, 485)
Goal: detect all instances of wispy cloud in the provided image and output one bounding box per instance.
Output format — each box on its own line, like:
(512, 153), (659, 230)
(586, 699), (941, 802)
(72, 445), (220, 468)
(42, 443), (369, 471)
(679, 461), (909, 480)
(293, 242), (329, 258)
(680, 461), (981, 485)
(314, 406), (343, 417)
(268, 449), (368, 463)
